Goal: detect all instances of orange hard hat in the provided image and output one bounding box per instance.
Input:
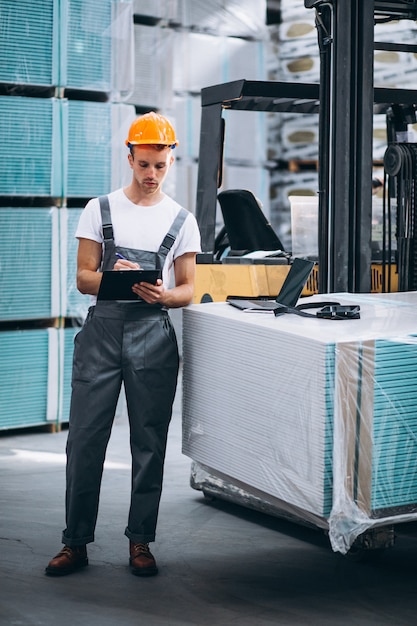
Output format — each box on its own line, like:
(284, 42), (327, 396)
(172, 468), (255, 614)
(125, 111), (178, 148)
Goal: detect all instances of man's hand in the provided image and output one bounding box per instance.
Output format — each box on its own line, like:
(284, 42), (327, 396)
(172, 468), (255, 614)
(113, 258), (141, 271)
(132, 279), (165, 304)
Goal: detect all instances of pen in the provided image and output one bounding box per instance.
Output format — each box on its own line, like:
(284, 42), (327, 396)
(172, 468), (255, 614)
(115, 252), (127, 260)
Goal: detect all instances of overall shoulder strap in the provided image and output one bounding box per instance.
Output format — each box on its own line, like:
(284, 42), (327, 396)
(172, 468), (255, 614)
(98, 195), (113, 241)
(157, 207), (189, 261)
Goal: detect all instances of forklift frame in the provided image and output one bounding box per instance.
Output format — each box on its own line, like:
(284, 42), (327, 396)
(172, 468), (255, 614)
(195, 0), (417, 293)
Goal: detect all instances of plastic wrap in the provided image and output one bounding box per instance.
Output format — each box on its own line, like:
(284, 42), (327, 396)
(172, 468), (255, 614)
(0, 207), (60, 321)
(135, 0), (267, 39)
(0, 0), (272, 432)
(0, 0), (134, 97)
(182, 292), (417, 554)
(270, 170), (319, 251)
(125, 23), (173, 110)
(0, 329), (51, 430)
(0, 327), (78, 430)
(0, 0), (57, 87)
(177, 0), (267, 40)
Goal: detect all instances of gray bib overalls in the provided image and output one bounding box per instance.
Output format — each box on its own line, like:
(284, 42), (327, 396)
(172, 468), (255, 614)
(63, 196), (188, 547)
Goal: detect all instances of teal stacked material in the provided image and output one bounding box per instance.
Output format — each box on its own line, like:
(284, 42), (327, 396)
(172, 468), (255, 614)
(65, 100), (112, 197)
(370, 338), (417, 514)
(0, 0), (57, 87)
(60, 0), (112, 92)
(0, 208), (59, 321)
(0, 330), (50, 429)
(323, 345), (335, 517)
(0, 0), (127, 432)
(0, 97), (63, 197)
(182, 306), (334, 522)
(0, 0), (114, 93)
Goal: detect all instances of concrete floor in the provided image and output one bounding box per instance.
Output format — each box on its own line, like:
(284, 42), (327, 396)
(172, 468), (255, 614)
(1, 370), (417, 626)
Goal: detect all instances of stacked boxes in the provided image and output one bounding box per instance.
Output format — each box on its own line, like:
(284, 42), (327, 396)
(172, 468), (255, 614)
(0, 330), (53, 429)
(0, 0), (135, 430)
(65, 100), (113, 198)
(374, 19), (417, 88)
(275, 0), (318, 83)
(0, 97), (135, 199)
(0, 97), (62, 197)
(0, 0), (58, 87)
(0, 0), (113, 92)
(0, 0), (271, 430)
(60, 0), (113, 92)
(0, 325), (86, 429)
(0, 208), (60, 321)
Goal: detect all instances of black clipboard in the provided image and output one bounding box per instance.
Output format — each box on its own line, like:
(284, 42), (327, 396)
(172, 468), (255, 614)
(97, 270), (161, 301)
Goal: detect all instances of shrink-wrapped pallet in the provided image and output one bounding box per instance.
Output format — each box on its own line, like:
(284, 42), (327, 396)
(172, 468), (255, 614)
(182, 292), (417, 553)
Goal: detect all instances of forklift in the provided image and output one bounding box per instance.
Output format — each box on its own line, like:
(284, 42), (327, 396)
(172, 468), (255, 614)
(185, 0), (417, 559)
(192, 0), (417, 302)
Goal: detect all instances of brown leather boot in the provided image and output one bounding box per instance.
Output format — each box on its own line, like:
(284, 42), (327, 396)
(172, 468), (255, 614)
(45, 545), (88, 576)
(129, 542), (158, 576)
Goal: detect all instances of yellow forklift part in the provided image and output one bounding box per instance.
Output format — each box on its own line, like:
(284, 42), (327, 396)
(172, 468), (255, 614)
(194, 263), (398, 303)
(194, 264), (271, 303)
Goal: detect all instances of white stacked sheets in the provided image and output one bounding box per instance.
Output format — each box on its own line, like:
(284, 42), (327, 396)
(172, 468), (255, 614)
(182, 292), (417, 553)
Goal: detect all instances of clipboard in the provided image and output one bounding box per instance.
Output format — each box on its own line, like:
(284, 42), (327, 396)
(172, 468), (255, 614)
(97, 269), (162, 301)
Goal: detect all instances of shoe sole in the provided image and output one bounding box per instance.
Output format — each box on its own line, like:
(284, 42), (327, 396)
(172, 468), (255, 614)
(45, 559), (89, 577)
(130, 565), (158, 577)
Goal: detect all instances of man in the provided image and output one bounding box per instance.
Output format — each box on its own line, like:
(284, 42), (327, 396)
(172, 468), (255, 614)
(46, 112), (201, 577)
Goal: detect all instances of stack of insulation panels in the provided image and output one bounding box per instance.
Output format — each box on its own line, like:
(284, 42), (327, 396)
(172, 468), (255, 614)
(182, 292), (417, 553)
(0, 327), (78, 430)
(0, 329), (53, 430)
(0, 97), (63, 197)
(0, 207), (90, 323)
(65, 100), (112, 198)
(0, 208), (60, 321)
(0, 0), (117, 93)
(0, 0), (57, 87)
(0, 0), (134, 432)
(61, 0), (112, 92)
(0, 98), (135, 199)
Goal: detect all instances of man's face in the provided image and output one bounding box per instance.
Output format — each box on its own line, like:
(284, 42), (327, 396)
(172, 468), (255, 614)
(128, 145), (174, 195)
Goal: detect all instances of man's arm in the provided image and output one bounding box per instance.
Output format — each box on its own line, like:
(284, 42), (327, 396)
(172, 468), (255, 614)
(168, 251), (197, 307)
(76, 238), (103, 296)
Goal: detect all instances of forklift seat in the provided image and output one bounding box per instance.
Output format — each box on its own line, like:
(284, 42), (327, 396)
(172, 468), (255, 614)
(217, 189), (285, 253)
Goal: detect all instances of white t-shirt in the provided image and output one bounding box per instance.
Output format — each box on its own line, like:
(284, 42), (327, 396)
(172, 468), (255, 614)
(75, 188), (201, 303)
